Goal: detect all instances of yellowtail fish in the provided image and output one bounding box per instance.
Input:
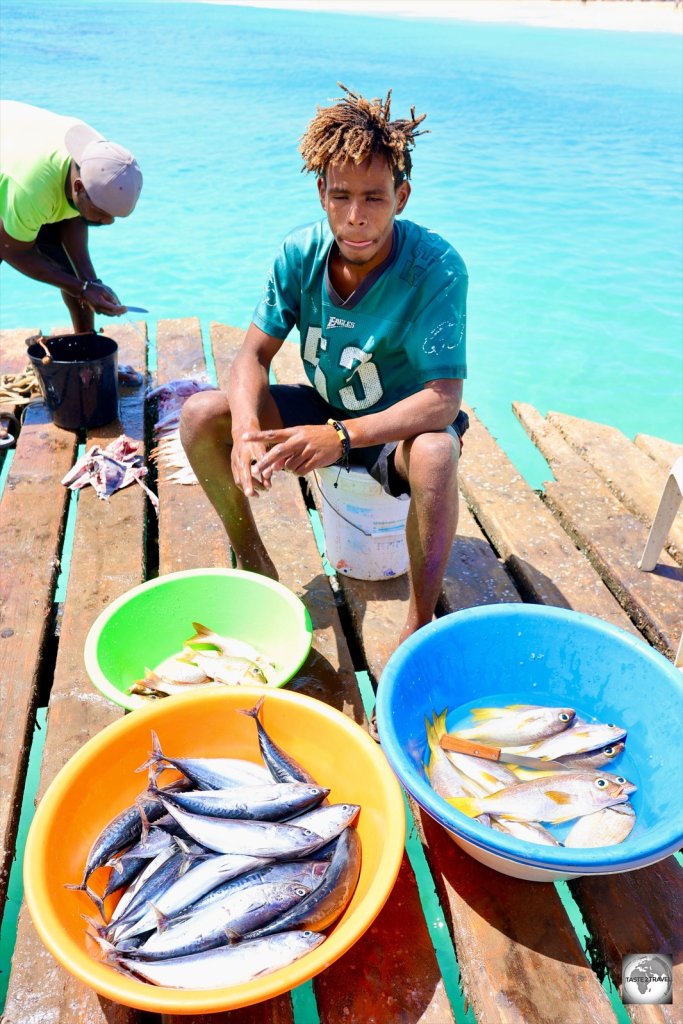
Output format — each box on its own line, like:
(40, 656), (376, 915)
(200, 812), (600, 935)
(153, 652), (209, 685)
(448, 772), (636, 824)
(558, 742), (626, 771)
(511, 741), (628, 782)
(563, 803), (636, 848)
(129, 668), (202, 698)
(185, 622), (275, 669)
(424, 712), (485, 802)
(178, 649), (268, 686)
(451, 705), (575, 746)
(505, 720), (627, 761)
(489, 817), (561, 846)
(430, 710), (516, 794)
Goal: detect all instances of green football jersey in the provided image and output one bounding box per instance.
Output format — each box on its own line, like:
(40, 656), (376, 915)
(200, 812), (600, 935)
(253, 218), (467, 416)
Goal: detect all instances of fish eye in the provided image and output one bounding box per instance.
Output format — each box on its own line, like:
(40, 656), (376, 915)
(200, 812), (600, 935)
(595, 778), (608, 788)
(604, 746), (615, 755)
(559, 713), (571, 722)
(607, 723), (616, 728)
(614, 776), (626, 784)
(295, 886), (307, 896)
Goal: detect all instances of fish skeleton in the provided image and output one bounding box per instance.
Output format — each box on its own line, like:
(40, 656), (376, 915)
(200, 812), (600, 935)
(449, 772), (636, 824)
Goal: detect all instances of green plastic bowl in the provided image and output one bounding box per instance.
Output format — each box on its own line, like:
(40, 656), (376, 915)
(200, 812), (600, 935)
(84, 569), (313, 711)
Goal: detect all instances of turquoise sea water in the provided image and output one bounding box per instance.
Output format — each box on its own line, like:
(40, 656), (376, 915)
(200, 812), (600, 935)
(1, 1), (682, 485)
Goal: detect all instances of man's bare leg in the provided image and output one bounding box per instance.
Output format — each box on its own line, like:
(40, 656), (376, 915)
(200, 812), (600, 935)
(394, 431), (460, 645)
(179, 389), (282, 578)
(62, 290), (94, 333)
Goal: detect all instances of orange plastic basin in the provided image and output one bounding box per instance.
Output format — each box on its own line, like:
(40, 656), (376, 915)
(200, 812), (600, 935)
(23, 687), (405, 1014)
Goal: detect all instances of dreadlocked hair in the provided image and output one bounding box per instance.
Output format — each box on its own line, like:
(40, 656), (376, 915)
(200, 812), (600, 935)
(299, 83), (429, 184)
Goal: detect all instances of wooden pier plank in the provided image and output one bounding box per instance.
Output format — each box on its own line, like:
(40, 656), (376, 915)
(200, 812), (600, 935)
(313, 851), (455, 1024)
(3, 322), (148, 1024)
(458, 404), (641, 637)
(154, 318), (233, 574)
(216, 328), (366, 722)
(268, 338), (457, 1021)
(570, 858), (683, 1024)
(547, 411), (683, 564)
(355, 528), (614, 1024)
(440, 501), (521, 614)
(0, 327), (37, 374)
(154, 322), (298, 1024)
(270, 338), (608, 1023)
(514, 403), (681, 659)
(634, 434), (682, 472)
(0, 399), (76, 911)
(415, 808), (617, 1024)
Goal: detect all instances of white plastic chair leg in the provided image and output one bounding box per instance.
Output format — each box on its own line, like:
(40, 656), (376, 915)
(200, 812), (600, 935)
(637, 455), (683, 571)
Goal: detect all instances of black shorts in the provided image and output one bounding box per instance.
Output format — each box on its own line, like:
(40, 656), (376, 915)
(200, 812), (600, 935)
(270, 383), (469, 498)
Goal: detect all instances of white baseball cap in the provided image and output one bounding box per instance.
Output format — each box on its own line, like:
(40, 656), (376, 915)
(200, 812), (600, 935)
(65, 121), (143, 217)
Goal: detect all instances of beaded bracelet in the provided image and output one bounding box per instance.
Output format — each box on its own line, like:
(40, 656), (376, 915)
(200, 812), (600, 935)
(327, 418), (351, 465)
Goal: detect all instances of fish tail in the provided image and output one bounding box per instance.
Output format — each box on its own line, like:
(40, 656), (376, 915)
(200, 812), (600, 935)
(84, 886), (107, 919)
(81, 912), (107, 937)
(240, 696), (266, 721)
(446, 796), (482, 819)
(468, 707), (504, 721)
(64, 879), (89, 894)
(134, 728), (168, 774)
(424, 714), (438, 756)
(185, 621), (211, 646)
(149, 901), (173, 933)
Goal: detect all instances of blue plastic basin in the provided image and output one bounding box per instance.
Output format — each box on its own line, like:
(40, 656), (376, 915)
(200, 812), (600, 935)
(376, 605), (683, 880)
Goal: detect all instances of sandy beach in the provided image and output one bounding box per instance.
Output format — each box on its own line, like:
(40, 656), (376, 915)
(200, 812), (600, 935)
(198, 0), (682, 34)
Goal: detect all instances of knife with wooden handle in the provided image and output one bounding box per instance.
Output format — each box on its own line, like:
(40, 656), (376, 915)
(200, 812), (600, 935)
(439, 733), (573, 771)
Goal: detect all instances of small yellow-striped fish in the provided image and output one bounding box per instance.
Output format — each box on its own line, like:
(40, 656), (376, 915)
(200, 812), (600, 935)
(451, 705), (575, 746)
(448, 772), (636, 825)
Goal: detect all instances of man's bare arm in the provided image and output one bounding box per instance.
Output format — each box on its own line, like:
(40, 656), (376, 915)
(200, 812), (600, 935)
(248, 378), (463, 479)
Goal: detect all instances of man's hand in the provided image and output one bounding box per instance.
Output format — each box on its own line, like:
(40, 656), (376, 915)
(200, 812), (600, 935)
(243, 423), (343, 483)
(231, 429), (272, 497)
(80, 280), (127, 316)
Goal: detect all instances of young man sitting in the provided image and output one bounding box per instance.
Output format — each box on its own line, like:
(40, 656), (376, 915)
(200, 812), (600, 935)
(180, 84), (468, 649)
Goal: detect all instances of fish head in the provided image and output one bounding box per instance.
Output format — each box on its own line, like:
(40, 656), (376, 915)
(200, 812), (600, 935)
(593, 774), (637, 801)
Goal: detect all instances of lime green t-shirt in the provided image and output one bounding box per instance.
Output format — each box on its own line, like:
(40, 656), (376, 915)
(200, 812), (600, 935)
(0, 100), (81, 242)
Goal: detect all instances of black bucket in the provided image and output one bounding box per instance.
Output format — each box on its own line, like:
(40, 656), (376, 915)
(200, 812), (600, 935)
(27, 332), (119, 430)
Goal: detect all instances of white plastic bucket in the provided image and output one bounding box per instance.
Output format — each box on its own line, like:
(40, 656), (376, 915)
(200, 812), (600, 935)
(316, 465), (410, 580)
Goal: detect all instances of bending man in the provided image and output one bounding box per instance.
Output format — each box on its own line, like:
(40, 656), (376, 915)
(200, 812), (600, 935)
(181, 84), (468, 646)
(1, 100), (142, 332)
